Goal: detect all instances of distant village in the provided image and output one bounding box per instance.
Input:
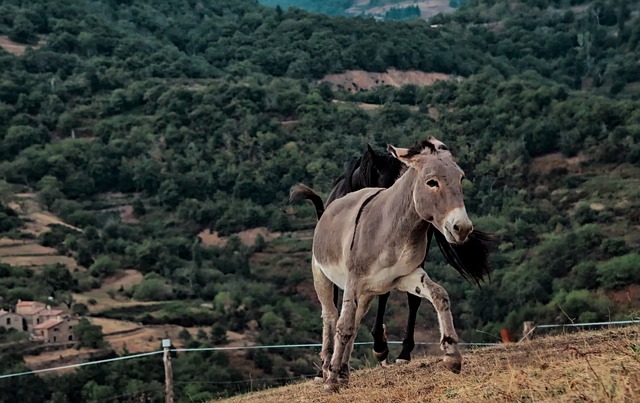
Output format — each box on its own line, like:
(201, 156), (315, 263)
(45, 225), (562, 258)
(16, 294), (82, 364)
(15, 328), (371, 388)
(0, 300), (77, 343)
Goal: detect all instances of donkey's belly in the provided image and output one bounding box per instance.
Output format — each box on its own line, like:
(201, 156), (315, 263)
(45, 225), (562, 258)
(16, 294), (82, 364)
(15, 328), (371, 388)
(314, 259), (348, 290)
(315, 258), (419, 295)
(363, 262), (419, 294)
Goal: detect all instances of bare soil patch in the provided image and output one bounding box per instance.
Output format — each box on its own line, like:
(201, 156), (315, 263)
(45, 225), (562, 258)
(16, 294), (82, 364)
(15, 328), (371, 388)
(529, 152), (588, 175)
(0, 238), (27, 247)
(345, 0), (453, 19)
(102, 269), (144, 289)
(88, 317), (140, 335)
(0, 242), (57, 257)
(23, 348), (106, 372)
(9, 194), (82, 236)
(1, 255), (79, 269)
(220, 326), (640, 403)
(198, 227), (281, 248)
(319, 68), (456, 93)
(608, 284), (640, 305)
(0, 36), (44, 56)
(103, 324), (230, 354)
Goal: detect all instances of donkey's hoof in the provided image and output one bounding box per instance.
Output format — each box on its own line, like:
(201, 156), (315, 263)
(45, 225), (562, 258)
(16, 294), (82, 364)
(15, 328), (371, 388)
(323, 381), (340, 394)
(395, 358), (410, 365)
(442, 354), (462, 374)
(373, 347), (389, 362)
(314, 376), (324, 383)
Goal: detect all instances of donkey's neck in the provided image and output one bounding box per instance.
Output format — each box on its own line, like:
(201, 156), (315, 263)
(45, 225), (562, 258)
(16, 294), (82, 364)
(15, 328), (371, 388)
(374, 168), (430, 246)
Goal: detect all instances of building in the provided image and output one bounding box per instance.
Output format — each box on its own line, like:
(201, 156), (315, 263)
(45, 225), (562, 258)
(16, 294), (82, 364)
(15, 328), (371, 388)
(0, 309), (24, 332)
(11, 300), (78, 343)
(33, 316), (77, 343)
(15, 300), (48, 331)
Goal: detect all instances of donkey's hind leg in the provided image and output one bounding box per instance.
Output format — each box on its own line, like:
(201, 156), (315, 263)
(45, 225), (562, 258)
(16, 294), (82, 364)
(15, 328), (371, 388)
(396, 292), (422, 363)
(312, 263), (339, 383)
(370, 292), (390, 363)
(395, 269), (462, 373)
(326, 279), (368, 393)
(340, 293), (374, 385)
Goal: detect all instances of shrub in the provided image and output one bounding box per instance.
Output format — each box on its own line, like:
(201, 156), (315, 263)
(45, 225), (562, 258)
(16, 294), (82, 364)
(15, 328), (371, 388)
(550, 289), (613, 323)
(75, 318), (106, 348)
(133, 274), (173, 301)
(597, 253), (640, 290)
(72, 303), (89, 316)
(89, 256), (118, 278)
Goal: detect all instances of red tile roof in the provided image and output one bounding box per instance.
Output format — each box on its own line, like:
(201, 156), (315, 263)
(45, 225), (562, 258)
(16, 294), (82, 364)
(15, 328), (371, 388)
(34, 319), (64, 330)
(41, 310), (64, 316)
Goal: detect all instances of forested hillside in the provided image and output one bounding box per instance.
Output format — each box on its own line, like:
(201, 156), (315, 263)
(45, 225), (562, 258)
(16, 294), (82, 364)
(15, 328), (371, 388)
(0, 0), (639, 401)
(257, 0), (442, 20)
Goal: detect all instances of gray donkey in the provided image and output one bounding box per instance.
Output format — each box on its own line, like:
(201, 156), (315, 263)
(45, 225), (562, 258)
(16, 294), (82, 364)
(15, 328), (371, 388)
(291, 137), (473, 393)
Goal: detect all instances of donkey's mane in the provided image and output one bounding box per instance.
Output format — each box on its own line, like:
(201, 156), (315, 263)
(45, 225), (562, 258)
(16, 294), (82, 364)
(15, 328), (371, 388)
(405, 137), (450, 158)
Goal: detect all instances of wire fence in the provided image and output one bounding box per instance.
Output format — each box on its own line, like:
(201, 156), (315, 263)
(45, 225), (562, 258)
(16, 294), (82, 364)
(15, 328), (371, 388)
(0, 340), (495, 381)
(1, 318), (639, 398)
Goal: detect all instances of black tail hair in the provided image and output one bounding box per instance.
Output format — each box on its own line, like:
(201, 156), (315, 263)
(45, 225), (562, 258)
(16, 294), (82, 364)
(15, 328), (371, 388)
(431, 228), (499, 285)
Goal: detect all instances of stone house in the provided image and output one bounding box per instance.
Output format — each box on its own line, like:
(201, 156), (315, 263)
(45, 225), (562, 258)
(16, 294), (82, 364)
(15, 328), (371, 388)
(10, 300), (78, 343)
(33, 316), (77, 343)
(15, 300), (48, 331)
(0, 309), (24, 332)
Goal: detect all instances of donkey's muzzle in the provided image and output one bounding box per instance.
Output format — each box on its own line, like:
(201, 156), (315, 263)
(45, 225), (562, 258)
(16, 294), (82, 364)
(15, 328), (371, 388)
(444, 208), (473, 244)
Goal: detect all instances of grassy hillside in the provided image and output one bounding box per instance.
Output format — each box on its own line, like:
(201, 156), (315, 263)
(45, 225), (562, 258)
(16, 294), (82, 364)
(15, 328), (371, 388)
(221, 325), (640, 402)
(0, 0), (639, 401)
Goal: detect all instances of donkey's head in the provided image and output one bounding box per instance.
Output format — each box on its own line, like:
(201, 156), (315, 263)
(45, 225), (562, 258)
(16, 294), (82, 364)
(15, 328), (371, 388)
(388, 136), (472, 244)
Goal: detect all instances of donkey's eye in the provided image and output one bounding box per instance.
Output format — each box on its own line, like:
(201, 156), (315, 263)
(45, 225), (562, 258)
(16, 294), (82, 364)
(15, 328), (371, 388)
(426, 180), (439, 188)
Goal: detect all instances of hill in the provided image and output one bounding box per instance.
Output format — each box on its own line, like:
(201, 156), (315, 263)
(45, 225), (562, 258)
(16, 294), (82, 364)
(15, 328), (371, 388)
(220, 325), (640, 402)
(1, 0), (640, 401)
(257, 0), (454, 20)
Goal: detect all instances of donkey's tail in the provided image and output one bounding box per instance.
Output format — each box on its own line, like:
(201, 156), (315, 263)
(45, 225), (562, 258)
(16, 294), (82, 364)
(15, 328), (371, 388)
(289, 183), (325, 220)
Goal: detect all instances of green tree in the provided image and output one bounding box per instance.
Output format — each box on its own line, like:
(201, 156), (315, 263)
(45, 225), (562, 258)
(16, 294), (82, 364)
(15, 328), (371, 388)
(75, 318), (105, 348)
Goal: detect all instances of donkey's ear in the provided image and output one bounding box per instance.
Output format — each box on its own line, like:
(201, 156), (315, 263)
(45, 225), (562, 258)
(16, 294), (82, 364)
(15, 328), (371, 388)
(366, 143), (376, 155)
(387, 145), (413, 166)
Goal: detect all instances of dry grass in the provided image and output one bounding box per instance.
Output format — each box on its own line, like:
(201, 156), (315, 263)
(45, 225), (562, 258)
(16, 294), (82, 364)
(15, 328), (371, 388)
(219, 326), (640, 403)
(88, 317), (140, 334)
(1, 255), (79, 269)
(345, 0), (453, 19)
(198, 227), (281, 247)
(72, 269), (148, 313)
(0, 242), (57, 257)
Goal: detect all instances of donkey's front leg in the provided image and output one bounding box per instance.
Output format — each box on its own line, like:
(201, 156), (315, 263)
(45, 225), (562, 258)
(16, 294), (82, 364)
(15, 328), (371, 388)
(396, 269), (462, 373)
(396, 292), (422, 363)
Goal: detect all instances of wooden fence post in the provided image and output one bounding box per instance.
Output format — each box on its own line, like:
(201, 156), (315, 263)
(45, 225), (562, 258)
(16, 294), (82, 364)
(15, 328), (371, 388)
(522, 321), (536, 341)
(163, 339), (174, 403)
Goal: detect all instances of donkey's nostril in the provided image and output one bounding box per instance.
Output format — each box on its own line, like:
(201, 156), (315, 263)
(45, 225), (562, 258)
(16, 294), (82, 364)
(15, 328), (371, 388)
(453, 224), (459, 232)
